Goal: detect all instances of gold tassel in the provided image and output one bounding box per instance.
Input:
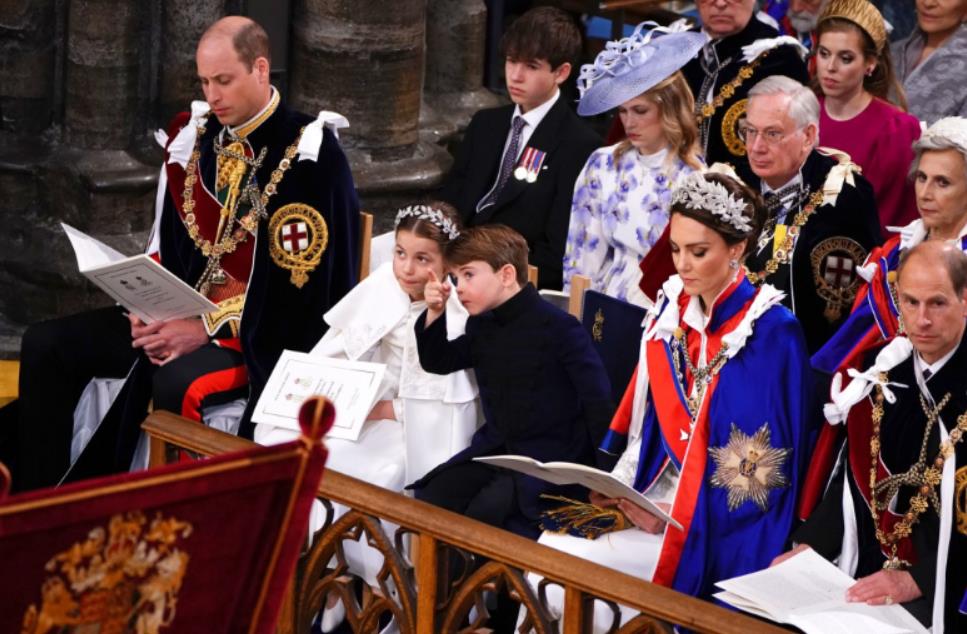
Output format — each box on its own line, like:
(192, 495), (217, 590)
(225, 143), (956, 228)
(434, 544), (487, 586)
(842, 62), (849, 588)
(539, 494), (630, 539)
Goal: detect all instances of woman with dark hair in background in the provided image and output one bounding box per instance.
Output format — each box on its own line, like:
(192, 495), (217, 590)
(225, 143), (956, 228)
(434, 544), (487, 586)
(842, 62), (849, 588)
(814, 0), (921, 232)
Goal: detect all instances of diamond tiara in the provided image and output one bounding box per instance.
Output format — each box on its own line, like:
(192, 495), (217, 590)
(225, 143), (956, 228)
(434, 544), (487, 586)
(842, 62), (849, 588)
(394, 205), (460, 241)
(671, 172), (753, 233)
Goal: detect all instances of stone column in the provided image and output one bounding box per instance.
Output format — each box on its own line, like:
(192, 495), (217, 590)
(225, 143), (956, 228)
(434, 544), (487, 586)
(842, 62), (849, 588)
(159, 0), (225, 125)
(0, 0), (158, 337)
(423, 0), (501, 141)
(63, 0), (142, 149)
(290, 0), (451, 229)
(0, 0), (57, 135)
(291, 0), (426, 159)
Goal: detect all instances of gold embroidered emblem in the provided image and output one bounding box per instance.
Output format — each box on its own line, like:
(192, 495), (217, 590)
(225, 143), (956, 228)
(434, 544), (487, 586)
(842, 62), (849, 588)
(592, 308), (604, 342)
(21, 511), (193, 634)
(956, 465), (967, 536)
(709, 423), (790, 512)
(810, 237), (867, 322)
(721, 98), (748, 157)
(203, 293), (246, 336)
(269, 203), (328, 288)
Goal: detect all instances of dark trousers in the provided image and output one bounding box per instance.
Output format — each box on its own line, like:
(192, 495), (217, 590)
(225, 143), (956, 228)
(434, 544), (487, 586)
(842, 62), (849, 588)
(0, 303), (248, 492)
(415, 462), (518, 531)
(414, 461), (525, 633)
(151, 343), (247, 418)
(2, 306), (135, 492)
(65, 341), (246, 485)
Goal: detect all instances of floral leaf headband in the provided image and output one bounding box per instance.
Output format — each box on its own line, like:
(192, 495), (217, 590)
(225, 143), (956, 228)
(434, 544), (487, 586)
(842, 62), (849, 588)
(394, 205), (460, 240)
(671, 169), (753, 234)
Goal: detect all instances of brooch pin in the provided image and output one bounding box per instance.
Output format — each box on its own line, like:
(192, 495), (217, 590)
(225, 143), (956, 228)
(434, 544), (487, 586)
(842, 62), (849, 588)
(513, 147), (547, 183)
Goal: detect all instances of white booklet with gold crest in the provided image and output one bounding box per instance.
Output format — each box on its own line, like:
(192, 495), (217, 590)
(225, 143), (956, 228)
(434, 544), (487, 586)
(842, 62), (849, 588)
(62, 223), (217, 323)
(472, 455), (681, 530)
(252, 350), (386, 441)
(714, 548), (928, 634)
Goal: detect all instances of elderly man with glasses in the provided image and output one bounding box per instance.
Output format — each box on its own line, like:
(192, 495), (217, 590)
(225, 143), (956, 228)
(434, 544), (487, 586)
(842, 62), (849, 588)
(742, 75), (881, 353)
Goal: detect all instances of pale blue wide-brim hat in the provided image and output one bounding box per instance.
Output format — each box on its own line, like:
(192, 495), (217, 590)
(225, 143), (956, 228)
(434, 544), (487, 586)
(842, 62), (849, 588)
(577, 20), (707, 117)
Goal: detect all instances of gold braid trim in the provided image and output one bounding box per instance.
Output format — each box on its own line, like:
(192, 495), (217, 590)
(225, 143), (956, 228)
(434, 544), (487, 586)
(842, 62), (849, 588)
(747, 189), (825, 285)
(697, 50), (771, 122)
(539, 495), (630, 539)
(180, 120), (305, 294)
(869, 381), (967, 570)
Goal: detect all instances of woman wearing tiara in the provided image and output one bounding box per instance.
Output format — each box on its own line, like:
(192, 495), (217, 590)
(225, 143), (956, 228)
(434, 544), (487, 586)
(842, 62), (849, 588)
(530, 169), (812, 630)
(813, 0), (921, 233)
(255, 202), (479, 630)
(562, 22), (704, 307)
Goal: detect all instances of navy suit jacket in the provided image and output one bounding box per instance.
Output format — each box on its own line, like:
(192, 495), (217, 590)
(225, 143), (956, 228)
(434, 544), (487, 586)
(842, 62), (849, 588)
(411, 284), (614, 529)
(440, 98), (601, 290)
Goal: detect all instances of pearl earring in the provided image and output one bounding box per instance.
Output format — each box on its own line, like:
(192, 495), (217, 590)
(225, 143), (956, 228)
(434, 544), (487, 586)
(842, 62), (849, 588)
(729, 259), (739, 270)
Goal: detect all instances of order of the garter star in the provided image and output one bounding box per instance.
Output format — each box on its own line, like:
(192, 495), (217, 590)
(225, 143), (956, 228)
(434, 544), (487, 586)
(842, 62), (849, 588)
(709, 423), (790, 512)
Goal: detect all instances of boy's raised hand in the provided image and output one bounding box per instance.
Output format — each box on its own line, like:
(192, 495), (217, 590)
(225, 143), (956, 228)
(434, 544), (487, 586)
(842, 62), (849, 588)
(424, 269), (451, 326)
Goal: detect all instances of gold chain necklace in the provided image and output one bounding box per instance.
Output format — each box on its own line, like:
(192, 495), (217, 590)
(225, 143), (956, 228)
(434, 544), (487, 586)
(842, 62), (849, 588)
(746, 190), (825, 286)
(869, 380), (967, 569)
(180, 119), (303, 294)
(697, 51), (768, 121)
(670, 327), (730, 420)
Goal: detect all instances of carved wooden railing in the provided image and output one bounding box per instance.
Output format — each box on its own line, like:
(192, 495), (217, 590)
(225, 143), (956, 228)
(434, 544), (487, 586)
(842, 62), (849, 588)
(143, 411), (787, 634)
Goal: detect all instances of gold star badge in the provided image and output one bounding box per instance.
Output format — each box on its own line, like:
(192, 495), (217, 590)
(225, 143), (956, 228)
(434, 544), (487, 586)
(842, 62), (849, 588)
(709, 423), (790, 512)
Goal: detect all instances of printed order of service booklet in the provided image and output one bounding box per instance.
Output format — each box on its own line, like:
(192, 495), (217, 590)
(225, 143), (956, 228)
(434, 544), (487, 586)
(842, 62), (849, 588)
(63, 223), (217, 323)
(473, 455), (681, 530)
(252, 350), (386, 442)
(714, 548), (928, 634)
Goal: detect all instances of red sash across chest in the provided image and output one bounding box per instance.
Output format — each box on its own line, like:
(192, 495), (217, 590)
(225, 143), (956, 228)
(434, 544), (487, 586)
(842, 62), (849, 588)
(646, 285), (756, 587)
(164, 135), (256, 284)
(646, 290), (756, 464)
(846, 397), (919, 565)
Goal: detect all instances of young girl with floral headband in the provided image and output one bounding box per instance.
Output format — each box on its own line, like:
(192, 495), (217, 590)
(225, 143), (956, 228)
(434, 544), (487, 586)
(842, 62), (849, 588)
(254, 201), (479, 631)
(529, 167), (813, 631)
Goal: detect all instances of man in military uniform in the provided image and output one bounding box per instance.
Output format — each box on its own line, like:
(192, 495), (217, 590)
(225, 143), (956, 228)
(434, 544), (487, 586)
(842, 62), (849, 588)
(684, 0), (810, 176)
(6, 16), (359, 489)
(742, 75), (880, 353)
(774, 242), (967, 632)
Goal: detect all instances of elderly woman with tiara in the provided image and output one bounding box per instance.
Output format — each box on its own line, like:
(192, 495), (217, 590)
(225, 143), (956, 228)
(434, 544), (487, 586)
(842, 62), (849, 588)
(803, 116), (967, 519)
(562, 22), (704, 307)
(529, 167), (813, 630)
(255, 202), (479, 631)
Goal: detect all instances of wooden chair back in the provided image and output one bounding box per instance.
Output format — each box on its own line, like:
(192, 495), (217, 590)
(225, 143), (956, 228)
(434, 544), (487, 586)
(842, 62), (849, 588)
(358, 211), (374, 281)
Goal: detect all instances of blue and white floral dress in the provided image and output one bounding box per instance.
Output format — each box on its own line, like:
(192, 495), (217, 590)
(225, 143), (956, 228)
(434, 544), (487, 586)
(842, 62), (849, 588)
(563, 145), (699, 307)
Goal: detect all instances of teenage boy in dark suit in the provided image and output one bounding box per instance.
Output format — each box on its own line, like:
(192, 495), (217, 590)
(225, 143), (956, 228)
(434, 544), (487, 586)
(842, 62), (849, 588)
(440, 6), (601, 290)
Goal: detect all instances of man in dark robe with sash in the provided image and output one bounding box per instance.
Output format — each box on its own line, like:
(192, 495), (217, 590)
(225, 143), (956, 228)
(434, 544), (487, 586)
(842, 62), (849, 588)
(5, 16), (358, 489)
(742, 75), (880, 354)
(683, 0), (809, 174)
(774, 241), (967, 632)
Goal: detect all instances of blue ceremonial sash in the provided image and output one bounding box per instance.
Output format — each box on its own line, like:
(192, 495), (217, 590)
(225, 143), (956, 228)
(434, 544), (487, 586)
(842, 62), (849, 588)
(812, 237), (901, 374)
(638, 303), (810, 600)
(960, 588), (966, 614)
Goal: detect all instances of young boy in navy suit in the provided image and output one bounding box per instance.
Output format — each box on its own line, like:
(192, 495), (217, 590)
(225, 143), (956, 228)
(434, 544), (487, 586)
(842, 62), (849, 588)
(439, 7), (601, 290)
(411, 225), (613, 539)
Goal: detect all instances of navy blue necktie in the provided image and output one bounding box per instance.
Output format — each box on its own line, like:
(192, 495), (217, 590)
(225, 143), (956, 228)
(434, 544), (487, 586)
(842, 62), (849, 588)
(477, 115), (525, 212)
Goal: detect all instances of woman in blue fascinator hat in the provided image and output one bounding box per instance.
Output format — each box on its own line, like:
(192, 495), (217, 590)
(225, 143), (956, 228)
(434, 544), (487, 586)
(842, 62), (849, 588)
(563, 21), (708, 307)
